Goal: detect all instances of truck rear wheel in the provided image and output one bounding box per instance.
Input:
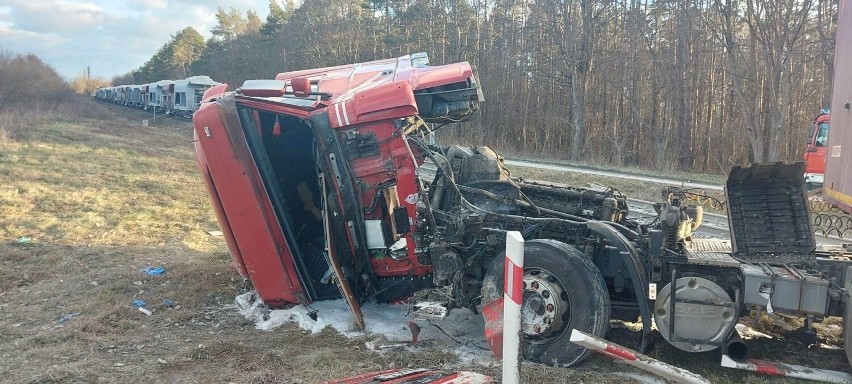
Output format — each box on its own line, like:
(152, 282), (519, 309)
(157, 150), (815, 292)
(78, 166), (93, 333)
(481, 239), (610, 367)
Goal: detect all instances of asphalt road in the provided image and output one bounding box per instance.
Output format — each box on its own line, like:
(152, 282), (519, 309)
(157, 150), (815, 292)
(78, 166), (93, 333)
(504, 158), (725, 191)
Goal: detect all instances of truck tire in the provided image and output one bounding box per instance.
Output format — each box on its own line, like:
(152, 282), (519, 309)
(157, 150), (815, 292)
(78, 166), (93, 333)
(481, 239), (610, 367)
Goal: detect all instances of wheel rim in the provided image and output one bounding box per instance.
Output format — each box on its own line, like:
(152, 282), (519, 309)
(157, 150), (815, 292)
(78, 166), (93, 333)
(521, 268), (570, 340)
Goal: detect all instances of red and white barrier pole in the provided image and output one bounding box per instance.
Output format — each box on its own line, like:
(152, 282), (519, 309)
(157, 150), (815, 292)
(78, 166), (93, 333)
(570, 329), (711, 384)
(501, 231), (524, 384)
(721, 355), (852, 383)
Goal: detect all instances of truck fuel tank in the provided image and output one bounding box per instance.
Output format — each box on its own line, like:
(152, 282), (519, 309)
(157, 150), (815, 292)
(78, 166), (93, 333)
(654, 277), (737, 352)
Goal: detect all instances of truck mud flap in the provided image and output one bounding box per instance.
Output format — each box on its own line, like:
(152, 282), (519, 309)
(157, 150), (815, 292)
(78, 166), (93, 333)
(481, 297), (504, 358)
(586, 221), (652, 338)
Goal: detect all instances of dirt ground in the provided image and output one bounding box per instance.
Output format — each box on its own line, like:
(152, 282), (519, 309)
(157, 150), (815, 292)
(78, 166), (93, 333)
(0, 102), (847, 383)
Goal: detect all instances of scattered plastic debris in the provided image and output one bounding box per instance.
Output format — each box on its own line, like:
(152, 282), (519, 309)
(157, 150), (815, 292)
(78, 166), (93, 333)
(611, 372), (667, 384)
(235, 291), (492, 364)
(58, 313), (79, 323)
(16, 236), (31, 244)
(734, 323), (773, 340)
(142, 266), (165, 276)
(722, 355), (852, 383)
(570, 329), (711, 384)
(207, 230), (223, 236)
(138, 307), (153, 316)
(132, 300), (146, 308)
(366, 321), (422, 350)
(162, 299), (175, 308)
(326, 368), (492, 383)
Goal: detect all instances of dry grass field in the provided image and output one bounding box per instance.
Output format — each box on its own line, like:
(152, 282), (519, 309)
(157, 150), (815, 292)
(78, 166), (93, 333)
(0, 100), (846, 383)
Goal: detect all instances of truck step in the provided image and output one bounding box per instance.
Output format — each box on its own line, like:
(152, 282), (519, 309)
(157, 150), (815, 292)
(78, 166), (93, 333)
(684, 239), (739, 267)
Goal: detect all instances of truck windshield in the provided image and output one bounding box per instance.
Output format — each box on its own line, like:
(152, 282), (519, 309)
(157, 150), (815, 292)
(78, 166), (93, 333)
(815, 122), (829, 147)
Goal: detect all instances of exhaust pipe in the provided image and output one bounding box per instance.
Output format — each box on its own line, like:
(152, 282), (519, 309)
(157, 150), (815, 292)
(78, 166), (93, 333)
(724, 330), (749, 360)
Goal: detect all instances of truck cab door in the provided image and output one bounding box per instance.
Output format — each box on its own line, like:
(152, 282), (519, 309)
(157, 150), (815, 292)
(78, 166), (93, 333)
(310, 111), (388, 303)
(193, 94), (306, 306)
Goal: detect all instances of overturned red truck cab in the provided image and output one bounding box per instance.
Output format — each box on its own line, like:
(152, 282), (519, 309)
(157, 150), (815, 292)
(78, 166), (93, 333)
(192, 53), (852, 369)
(193, 53), (627, 366)
(192, 53), (483, 305)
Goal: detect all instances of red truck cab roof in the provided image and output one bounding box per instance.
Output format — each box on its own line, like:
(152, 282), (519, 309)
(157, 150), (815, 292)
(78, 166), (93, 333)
(233, 53), (479, 128)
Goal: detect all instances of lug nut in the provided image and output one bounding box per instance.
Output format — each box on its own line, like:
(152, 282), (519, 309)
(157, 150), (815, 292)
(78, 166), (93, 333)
(531, 282), (539, 289)
(546, 304), (554, 312)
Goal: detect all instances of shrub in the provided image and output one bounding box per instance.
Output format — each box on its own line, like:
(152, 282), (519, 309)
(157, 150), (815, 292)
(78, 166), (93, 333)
(0, 51), (73, 108)
(0, 51), (107, 141)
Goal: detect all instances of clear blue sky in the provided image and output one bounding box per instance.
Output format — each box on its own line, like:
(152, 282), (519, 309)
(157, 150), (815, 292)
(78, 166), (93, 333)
(0, 0), (270, 80)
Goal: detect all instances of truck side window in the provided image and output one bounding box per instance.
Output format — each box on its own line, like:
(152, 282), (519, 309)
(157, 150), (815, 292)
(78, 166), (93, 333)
(816, 122), (828, 147)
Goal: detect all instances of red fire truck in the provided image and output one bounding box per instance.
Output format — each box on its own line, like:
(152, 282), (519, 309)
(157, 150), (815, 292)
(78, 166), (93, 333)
(823, 0), (852, 214)
(804, 111), (830, 187)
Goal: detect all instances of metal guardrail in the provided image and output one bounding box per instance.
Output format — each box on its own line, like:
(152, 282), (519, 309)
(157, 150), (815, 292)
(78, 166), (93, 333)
(653, 192), (851, 242)
(628, 198), (850, 247)
(808, 195), (852, 240)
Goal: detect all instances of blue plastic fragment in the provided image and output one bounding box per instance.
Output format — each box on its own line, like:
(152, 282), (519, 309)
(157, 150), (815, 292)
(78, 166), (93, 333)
(142, 266), (165, 276)
(59, 313), (79, 323)
(17, 236), (31, 244)
(162, 299), (174, 308)
(132, 299), (146, 308)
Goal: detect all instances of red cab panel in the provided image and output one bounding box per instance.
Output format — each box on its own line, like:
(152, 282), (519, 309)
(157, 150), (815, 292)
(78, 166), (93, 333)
(201, 83), (229, 103)
(193, 95), (304, 306)
(325, 368), (491, 384)
(194, 132), (249, 279)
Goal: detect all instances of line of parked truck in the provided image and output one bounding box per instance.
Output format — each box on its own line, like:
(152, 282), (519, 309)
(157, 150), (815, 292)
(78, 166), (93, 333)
(94, 76), (220, 118)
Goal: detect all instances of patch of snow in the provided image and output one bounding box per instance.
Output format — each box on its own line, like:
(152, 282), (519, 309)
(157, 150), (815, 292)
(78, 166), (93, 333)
(235, 291), (495, 365)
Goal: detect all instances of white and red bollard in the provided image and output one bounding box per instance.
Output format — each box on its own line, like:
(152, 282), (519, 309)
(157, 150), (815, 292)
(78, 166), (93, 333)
(570, 329), (711, 384)
(501, 231), (524, 384)
(721, 355), (852, 383)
